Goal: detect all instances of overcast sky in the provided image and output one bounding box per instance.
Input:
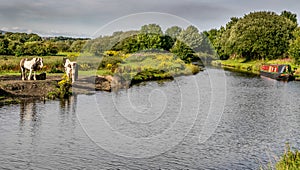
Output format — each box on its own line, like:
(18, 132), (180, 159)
(1, 0), (300, 37)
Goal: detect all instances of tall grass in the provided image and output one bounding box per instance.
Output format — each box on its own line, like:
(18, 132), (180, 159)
(259, 143), (300, 170)
(275, 143), (300, 170)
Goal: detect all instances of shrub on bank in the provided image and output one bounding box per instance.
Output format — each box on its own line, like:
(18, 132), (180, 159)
(276, 144), (300, 170)
(47, 75), (72, 99)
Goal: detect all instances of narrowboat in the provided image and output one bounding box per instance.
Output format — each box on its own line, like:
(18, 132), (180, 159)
(260, 64), (294, 81)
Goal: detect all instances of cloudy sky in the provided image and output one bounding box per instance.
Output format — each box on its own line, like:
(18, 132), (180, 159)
(1, 0), (300, 37)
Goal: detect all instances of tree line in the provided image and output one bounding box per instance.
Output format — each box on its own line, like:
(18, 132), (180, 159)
(84, 24), (210, 63)
(0, 32), (89, 56)
(2, 10), (300, 64)
(204, 10), (300, 63)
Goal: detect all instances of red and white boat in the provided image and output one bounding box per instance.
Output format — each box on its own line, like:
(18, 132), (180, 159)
(260, 64), (294, 81)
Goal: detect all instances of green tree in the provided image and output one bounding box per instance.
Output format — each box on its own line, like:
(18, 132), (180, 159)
(69, 40), (87, 52)
(171, 40), (195, 62)
(23, 41), (46, 56)
(111, 30), (174, 53)
(289, 27), (300, 64)
(28, 33), (42, 41)
(7, 41), (21, 55)
(220, 11), (297, 60)
(0, 38), (9, 54)
(55, 41), (71, 52)
(225, 17), (240, 30)
(205, 27), (228, 59)
(177, 25), (203, 52)
(140, 24), (163, 35)
(85, 30), (139, 55)
(281, 10), (298, 24)
(44, 41), (58, 55)
(165, 26), (182, 39)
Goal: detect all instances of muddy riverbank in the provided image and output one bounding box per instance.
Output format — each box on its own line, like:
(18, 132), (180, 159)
(0, 74), (114, 105)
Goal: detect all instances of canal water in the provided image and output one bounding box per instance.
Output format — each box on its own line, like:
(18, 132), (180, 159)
(1, 68), (300, 169)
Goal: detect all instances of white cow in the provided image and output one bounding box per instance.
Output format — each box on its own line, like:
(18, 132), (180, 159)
(20, 57), (44, 80)
(63, 58), (78, 83)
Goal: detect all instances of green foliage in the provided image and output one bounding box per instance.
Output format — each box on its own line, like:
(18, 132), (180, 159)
(0, 32), (89, 56)
(170, 40), (195, 62)
(85, 24), (203, 65)
(276, 143), (300, 170)
(165, 26), (182, 39)
(140, 24), (163, 35)
(281, 10), (298, 24)
(289, 28), (300, 64)
(205, 27), (228, 59)
(131, 68), (171, 84)
(185, 63), (201, 75)
(84, 30), (139, 55)
(289, 37), (300, 64)
(98, 55), (122, 71)
(177, 25), (203, 52)
(48, 75), (72, 99)
(112, 33), (174, 53)
(112, 52), (201, 84)
(79, 63), (91, 71)
(218, 11), (297, 60)
(69, 40), (86, 52)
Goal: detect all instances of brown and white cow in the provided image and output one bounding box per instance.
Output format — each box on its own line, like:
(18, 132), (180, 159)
(20, 57), (44, 80)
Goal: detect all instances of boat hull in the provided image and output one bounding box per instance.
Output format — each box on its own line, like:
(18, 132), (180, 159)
(260, 71), (294, 81)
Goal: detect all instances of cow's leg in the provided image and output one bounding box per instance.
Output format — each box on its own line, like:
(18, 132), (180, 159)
(33, 71), (36, 80)
(25, 69), (27, 80)
(21, 68), (24, 80)
(72, 72), (75, 83)
(28, 69), (32, 80)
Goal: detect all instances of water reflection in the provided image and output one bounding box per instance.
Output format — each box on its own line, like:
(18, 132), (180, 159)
(58, 95), (78, 136)
(59, 95), (77, 114)
(20, 101), (38, 123)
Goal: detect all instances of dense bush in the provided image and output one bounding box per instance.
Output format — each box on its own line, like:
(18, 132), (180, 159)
(98, 55), (123, 71)
(47, 75), (72, 99)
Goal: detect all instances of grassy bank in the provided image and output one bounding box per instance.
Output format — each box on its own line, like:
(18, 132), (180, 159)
(116, 53), (200, 83)
(212, 58), (300, 78)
